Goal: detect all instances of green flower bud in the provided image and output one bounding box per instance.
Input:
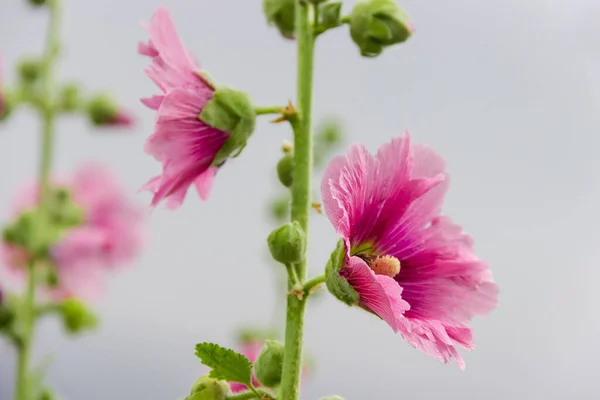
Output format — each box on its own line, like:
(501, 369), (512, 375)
(263, 0), (296, 39)
(47, 188), (85, 228)
(254, 340), (285, 388)
(58, 83), (81, 112)
(267, 221), (306, 264)
(319, 2), (343, 30)
(325, 239), (359, 306)
(269, 195), (290, 223)
(187, 376), (230, 400)
(0, 89), (17, 121)
(28, 0), (48, 6)
(199, 86), (256, 166)
(39, 387), (56, 400)
(0, 296), (15, 331)
(59, 298), (98, 334)
(2, 210), (60, 259)
(87, 93), (119, 126)
(276, 153), (294, 188)
(349, 0), (414, 57)
(18, 57), (43, 82)
(321, 396), (345, 400)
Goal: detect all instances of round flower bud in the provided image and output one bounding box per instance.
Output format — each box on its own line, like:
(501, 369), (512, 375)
(349, 0), (414, 57)
(59, 83), (81, 112)
(87, 93), (119, 126)
(199, 86), (256, 166)
(277, 153), (294, 188)
(267, 221), (306, 264)
(254, 340), (285, 388)
(18, 57), (42, 82)
(59, 298), (98, 334)
(188, 376), (230, 400)
(263, 0), (296, 39)
(28, 0), (48, 6)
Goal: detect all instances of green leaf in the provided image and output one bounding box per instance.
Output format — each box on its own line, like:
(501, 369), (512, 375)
(195, 342), (253, 387)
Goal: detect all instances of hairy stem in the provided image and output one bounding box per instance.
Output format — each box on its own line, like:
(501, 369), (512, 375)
(279, 2), (316, 400)
(14, 1), (61, 399)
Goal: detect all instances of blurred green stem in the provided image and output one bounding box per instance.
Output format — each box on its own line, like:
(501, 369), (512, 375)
(14, 1), (61, 399)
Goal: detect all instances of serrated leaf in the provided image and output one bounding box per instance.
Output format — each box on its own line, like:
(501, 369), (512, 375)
(195, 342), (253, 387)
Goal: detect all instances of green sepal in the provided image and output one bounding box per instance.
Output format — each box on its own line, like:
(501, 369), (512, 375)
(254, 340), (285, 388)
(199, 86), (256, 166)
(325, 239), (359, 306)
(349, 0), (413, 57)
(195, 342), (254, 388)
(187, 376), (230, 400)
(263, 0), (296, 39)
(319, 2), (343, 30)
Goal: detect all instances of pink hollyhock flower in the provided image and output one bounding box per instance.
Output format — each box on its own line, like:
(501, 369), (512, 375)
(138, 7), (232, 209)
(1, 164), (144, 301)
(229, 341), (263, 393)
(321, 132), (499, 369)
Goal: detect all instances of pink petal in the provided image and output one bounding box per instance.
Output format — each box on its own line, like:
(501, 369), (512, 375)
(341, 256), (408, 331)
(140, 95), (164, 110)
(194, 167), (218, 201)
(147, 7), (197, 73)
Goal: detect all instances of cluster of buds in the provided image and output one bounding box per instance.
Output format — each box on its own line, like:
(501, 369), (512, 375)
(263, 0), (413, 57)
(0, 56), (133, 128)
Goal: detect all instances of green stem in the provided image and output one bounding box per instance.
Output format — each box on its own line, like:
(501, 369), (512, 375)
(255, 105), (284, 115)
(39, 0), (61, 207)
(14, 262), (36, 400)
(279, 2), (315, 400)
(303, 274), (326, 293)
(14, 2), (61, 399)
(285, 263), (300, 288)
(226, 389), (273, 400)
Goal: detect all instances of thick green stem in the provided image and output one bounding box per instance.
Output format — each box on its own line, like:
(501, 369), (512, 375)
(280, 2), (315, 400)
(14, 1), (61, 399)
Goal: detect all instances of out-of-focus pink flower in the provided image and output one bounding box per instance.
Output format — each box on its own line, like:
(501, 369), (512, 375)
(138, 7), (228, 209)
(229, 341), (263, 393)
(1, 164), (144, 301)
(321, 132), (499, 369)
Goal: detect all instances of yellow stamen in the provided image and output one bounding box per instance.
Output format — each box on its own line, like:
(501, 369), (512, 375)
(368, 255), (401, 278)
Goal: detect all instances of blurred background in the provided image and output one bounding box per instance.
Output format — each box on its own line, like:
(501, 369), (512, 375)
(1, 0), (600, 398)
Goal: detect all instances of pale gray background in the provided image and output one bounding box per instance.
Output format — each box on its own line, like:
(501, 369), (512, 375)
(1, 0), (599, 399)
